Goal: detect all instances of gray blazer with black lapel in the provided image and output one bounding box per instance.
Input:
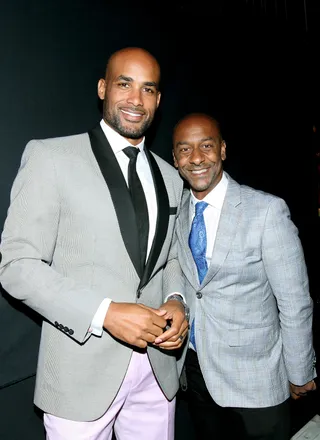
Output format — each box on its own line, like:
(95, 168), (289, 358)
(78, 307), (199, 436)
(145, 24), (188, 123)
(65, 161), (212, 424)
(176, 172), (316, 408)
(0, 125), (184, 421)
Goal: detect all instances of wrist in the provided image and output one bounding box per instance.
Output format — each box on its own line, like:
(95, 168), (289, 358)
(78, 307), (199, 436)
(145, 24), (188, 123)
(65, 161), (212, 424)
(166, 294), (190, 322)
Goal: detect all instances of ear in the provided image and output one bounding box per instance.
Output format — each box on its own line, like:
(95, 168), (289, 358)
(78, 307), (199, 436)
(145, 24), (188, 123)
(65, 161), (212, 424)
(172, 150), (178, 168)
(221, 140), (227, 161)
(156, 91), (161, 108)
(97, 79), (106, 100)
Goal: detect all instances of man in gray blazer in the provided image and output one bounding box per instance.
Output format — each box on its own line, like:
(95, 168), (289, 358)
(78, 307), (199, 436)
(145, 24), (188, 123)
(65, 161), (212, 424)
(172, 112), (317, 440)
(0, 47), (189, 440)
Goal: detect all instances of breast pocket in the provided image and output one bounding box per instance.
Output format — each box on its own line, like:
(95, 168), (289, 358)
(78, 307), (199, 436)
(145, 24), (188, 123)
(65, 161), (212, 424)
(228, 325), (279, 356)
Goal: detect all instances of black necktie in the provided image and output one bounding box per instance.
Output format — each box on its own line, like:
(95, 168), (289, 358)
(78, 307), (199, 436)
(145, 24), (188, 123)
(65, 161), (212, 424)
(123, 146), (149, 270)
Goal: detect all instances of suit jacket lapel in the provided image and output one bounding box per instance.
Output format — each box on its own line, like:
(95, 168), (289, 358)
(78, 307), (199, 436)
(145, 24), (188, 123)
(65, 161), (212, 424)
(176, 191), (200, 289)
(177, 175), (241, 289)
(139, 149), (170, 289)
(202, 174), (241, 286)
(88, 125), (142, 278)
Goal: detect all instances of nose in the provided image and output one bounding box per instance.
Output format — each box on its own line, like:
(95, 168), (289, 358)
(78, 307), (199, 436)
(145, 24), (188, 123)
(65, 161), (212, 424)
(189, 147), (205, 165)
(127, 87), (143, 107)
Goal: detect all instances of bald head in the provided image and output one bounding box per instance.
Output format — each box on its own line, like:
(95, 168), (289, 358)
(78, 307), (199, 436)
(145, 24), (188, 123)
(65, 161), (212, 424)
(174, 113), (222, 142)
(97, 47), (161, 145)
(105, 47), (161, 88)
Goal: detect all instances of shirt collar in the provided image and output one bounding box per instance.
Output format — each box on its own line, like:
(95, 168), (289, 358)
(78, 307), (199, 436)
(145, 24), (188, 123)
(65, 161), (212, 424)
(190, 172), (228, 210)
(100, 119), (145, 154)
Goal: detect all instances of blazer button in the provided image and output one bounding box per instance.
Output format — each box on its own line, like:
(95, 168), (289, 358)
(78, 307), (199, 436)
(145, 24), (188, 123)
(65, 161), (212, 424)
(54, 321), (59, 327)
(196, 292), (202, 299)
(69, 329), (74, 336)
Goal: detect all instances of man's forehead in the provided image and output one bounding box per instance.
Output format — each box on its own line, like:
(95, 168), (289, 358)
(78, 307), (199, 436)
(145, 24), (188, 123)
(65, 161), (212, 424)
(107, 58), (159, 84)
(176, 121), (218, 136)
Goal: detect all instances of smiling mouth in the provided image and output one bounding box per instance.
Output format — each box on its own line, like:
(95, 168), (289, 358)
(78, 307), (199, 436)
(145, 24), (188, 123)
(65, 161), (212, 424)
(190, 169), (208, 175)
(120, 109), (144, 119)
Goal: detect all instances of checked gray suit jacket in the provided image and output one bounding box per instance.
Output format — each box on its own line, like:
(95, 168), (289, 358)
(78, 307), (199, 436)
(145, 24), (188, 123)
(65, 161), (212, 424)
(176, 172), (316, 408)
(0, 125), (184, 421)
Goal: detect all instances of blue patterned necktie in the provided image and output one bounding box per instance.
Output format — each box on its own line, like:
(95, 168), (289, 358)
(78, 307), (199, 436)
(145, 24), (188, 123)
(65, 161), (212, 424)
(188, 201), (208, 350)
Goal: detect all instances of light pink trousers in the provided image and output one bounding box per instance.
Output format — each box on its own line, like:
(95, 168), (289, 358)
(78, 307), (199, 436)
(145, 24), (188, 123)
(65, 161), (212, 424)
(44, 351), (176, 440)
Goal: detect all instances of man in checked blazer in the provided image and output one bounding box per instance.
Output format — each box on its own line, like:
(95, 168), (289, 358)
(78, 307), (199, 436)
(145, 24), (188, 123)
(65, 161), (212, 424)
(0, 47), (189, 440)
(172, 112), (317, 440)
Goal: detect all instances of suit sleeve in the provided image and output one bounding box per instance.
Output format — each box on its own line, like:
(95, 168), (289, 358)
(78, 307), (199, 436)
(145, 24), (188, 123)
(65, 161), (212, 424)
(162, 182), (185, 302)
(262, 197), (316, 385)
(0, 140), (104, 344)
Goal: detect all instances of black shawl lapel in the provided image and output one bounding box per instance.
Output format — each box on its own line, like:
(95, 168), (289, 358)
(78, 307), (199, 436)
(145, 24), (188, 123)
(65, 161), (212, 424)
(88, 125), (142, 278)
(139, 148), (170, 289)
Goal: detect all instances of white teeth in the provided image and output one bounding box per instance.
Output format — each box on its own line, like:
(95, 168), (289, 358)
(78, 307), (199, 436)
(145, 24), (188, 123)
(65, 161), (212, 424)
(191, 169), (207, 175)
(121, 110), (142, 117)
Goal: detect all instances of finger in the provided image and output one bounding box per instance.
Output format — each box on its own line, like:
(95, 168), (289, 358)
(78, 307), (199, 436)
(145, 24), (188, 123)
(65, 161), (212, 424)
(162, 328), (189, 343)
(156, 342), (181, 350)
(181, 328), (189, 339)
(159, 318), (188, 338)
(139, 310), (167, 329)
(292, 382), (317, 395)
(156, 339), (182, 349)
(131, 338), (148, 349)
(146, 331), (184, 347)
(155, 324), (189, 345)
(308, 380), (317, 391)
(180, 320), (190, 333)
(143, 332), (159, 344)
(156, 336), (185, 350)
(137, 330), (165, 346)
(153, 309), (167, 316)
(162, 312), (173, 321)
(291, 389), (309, 398)
(147, 324), (167, 338)
(154, 326), (180, 344)
(139, 304), (167, 316)
(165, 319), (189, 338)
(152, 314), (168, 329)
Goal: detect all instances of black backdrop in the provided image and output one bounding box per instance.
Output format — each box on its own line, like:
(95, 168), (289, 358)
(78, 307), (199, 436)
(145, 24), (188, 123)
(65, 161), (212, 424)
(0, 1), (319, 439)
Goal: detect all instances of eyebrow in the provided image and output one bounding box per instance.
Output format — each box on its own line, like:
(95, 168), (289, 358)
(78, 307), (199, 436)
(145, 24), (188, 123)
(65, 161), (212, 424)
(116, 75), (158, 88)
(175, 136), (215, 147)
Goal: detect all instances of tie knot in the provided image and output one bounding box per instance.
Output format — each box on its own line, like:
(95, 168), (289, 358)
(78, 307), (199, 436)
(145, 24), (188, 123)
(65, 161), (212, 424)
(195, 201), (208, 216)
(123, 146), (140, 161)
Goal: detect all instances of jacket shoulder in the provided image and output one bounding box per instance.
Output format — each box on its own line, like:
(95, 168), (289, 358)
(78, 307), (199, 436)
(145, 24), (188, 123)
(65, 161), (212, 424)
(21, 133), (92, 167)
(238, 182), (288, 214)
(150, 151), (181, 181)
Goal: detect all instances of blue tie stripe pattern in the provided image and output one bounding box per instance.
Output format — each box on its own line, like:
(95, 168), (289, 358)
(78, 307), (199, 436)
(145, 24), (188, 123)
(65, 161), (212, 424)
(188, 201), (208, 350)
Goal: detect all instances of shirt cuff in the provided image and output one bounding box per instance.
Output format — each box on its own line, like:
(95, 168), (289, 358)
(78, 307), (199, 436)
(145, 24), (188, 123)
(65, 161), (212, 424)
(88, 298), (112, 337)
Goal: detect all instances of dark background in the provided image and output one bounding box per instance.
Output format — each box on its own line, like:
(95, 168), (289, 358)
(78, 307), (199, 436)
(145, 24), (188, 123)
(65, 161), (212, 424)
(0, 1), (319, 439)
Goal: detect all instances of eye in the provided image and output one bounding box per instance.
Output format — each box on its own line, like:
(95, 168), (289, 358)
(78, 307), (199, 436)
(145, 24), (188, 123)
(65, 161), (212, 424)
(202, 144), (212, 149)
(143, 87), (155, 94)
(118, 82), (130, 88)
